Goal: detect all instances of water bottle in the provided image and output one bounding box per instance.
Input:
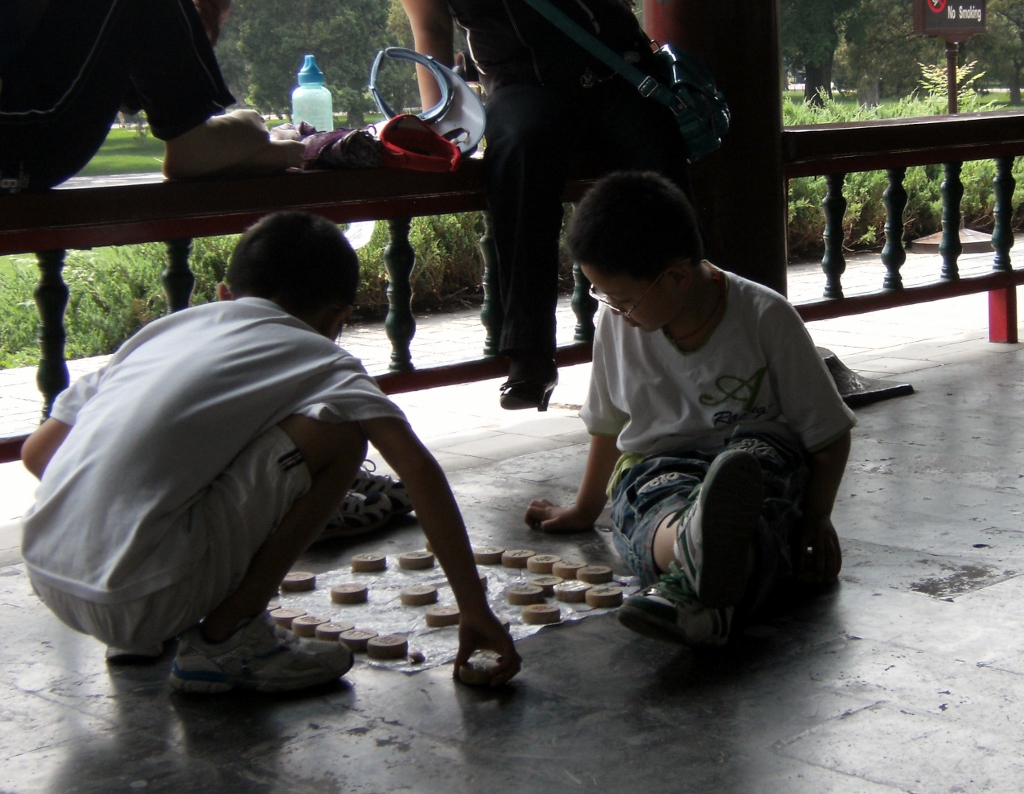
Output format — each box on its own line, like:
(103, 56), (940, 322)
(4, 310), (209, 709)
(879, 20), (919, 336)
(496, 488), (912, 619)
(291, 54), (334, 132)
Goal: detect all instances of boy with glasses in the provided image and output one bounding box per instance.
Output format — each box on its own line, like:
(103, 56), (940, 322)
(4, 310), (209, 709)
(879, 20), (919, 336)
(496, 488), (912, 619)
(526, 171), (854, 647)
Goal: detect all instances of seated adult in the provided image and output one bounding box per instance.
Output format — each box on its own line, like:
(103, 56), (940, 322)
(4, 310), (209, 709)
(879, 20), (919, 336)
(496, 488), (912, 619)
(0, 0), (302, 194)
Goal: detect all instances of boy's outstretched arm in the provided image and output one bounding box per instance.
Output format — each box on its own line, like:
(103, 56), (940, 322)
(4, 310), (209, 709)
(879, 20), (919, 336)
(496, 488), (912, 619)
(360, 417), (521, 685)
(796, 430), (851, 584)
(525, 434), (620, 533)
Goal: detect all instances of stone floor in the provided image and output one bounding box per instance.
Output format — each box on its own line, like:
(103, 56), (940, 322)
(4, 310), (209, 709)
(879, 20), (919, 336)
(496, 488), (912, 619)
(1, 248), (1023, 793)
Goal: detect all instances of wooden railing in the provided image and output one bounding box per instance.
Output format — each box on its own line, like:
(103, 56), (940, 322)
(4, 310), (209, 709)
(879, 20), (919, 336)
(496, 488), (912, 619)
(1, 109), (1023, 462)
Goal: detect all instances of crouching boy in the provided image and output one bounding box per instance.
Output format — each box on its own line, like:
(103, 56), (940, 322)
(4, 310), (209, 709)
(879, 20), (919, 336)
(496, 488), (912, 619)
(21, 211), (519, 690)
(526, 172), (854, 647)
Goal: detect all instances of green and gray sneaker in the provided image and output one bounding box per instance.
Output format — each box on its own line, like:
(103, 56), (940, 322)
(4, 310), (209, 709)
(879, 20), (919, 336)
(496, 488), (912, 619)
(618, 563), (733, 647)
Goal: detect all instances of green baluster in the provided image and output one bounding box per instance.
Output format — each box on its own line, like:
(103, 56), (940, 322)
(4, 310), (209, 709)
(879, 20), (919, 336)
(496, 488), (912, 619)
(821, 172), (847, 299)
(163, 238), (195, 313)
(939, 162), (963, 280)
(384, 216), (416, 372)
(881, 167), (907, 290)
(991, 156), (1015, 272)
(34, 250), (70, 421)
(479, 211), (502, 357)
(572, 262), (595, 343)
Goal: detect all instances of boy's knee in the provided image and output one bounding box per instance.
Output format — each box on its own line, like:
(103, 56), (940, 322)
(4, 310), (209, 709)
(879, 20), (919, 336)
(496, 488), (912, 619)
(277, 415), (367, 476)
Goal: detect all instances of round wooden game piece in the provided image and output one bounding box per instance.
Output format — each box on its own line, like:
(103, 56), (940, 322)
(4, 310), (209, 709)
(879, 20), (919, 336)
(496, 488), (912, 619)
(367, 634), (409, 659)
(269, 607), (305, 629)
(280, 571), (316, 592)
(330, 583), (369, 604)
(400, 584), (439, 606)
(577, 565), (614, 584)
(398, 550), (435, 570)
(408, 650), (426, 664)
(521, 603), (561, 625)
(314, 621), (356, 641)
(552, 560), (586, 579)
(291, 614), (328, 637)
(585, 585), (625, 608)
(473, 546), (505, 565)
(424, 538), (433, 553)
(507, 583), (546, 606)
(458, 652), (500, 686)
(267, 600), (281, 611)
(351, 553), (387, 572)
(479, 570), (489, 589)
(501, 549), (536, 568)
(425, 605), (461, 627)
(338, 628), (378, 652)
(530, 575), (562, 596)
(556, 580), (592, 603)
(526, 554), (561, 574)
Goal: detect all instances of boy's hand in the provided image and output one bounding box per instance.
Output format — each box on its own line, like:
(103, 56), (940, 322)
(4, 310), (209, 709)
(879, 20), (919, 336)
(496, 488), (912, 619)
(454, 614), (521, 686)
(795, 515), (842, 584)
(524, 499), (597, 533)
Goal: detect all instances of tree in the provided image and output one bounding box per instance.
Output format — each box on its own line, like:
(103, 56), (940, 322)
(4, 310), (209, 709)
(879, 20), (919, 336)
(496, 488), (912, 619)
(781, 0), (862, 105)
(973, 0), (1024, 105)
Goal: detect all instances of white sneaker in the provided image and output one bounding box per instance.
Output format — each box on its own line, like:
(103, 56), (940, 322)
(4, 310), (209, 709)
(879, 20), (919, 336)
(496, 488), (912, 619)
(316, 490), (393, 543)
(351, 461), (413, 514)
(169, 612), (352, 693)
(670, 449), (764, 608)
(618, 587), (733, 648)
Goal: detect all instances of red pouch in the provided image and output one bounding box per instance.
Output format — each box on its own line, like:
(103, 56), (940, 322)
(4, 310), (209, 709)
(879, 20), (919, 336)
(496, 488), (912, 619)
(377, 114), (461, 172)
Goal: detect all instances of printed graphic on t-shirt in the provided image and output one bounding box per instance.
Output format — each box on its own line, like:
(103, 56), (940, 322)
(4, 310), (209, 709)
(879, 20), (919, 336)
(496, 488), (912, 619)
(699, 367), (775, 428)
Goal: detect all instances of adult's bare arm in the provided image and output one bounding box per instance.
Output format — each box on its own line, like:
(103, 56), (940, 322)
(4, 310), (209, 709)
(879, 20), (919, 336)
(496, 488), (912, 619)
(399, 0), (456, 108)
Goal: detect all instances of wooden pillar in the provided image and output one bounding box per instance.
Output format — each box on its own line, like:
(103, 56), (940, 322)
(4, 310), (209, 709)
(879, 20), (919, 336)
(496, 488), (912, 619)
(644, 0), (788, 295)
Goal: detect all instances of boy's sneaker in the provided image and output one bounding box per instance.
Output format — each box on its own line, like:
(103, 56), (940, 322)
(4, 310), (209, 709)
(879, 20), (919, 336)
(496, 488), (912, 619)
(618, 567), (733, 647)
(670, 448), (764, 608)
(316, 490), (393, 543)
(351, 461), (413, 515)
(169, 612), (353, 693)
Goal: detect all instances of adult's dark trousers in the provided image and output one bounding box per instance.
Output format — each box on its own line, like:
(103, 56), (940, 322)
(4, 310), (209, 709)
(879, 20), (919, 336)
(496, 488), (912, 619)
(482, 78), (691, 358)
(0, 0), (233, 194)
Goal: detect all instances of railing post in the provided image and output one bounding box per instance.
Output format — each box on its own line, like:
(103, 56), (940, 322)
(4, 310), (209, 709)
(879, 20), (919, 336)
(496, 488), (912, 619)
(821, 172), (847, 299)
(384, 216), (416, 372)
(989, 155), (1017, 343)
(33, 250), (70, 421)
(571, 262), (596, 343)
(163, 238), (195, 313)
(478, 211), (502, 357)
(939, 161), (964, 280)
(881, 167), (907, 290)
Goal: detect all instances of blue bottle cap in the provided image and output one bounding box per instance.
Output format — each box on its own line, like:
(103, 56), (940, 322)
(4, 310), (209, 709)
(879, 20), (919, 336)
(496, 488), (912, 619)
(297, 54), (324, 86)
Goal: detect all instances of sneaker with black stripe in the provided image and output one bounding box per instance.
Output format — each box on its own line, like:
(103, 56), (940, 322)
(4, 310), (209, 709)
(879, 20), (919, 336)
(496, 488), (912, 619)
(351, 460), (413, 514)
(316, 490), (393, 543)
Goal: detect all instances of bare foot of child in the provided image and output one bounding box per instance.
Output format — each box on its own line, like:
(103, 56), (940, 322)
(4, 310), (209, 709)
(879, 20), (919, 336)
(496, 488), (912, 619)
(162, 109), (304, 179)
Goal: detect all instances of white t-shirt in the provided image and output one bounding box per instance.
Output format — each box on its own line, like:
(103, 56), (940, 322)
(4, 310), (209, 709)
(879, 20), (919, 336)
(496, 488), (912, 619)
(581, 271), (856, 456)
(22, 298), (406, 603)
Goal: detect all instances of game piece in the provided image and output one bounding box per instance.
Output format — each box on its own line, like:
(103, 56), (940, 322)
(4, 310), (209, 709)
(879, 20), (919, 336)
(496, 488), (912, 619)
(315, 621), (355, 641)
(330, 583), (369, 604)
(400, 584), (439, 606)
(338, 628), (378, 652)
(556, 580), (591, 603)
(526, 554), (561, 574)
(458, 651), (500, 686)
(291, 615), (328, 637)
(351, 553), (387, 572)
(552, 560), (586, 579)
(280, 571), (316, 592)
(473, 546), (504, 565)
(585, 585), (624, 608)
(577, 565), (614, 584)
(529, 575), (562, 596)
(269, 607), (305, 629)
(408, 650), (426, 664)
(425, 538), (433, 553)
(267, 600), (281, 611)
(507, 584), (546, 606)
(367, 634), (409, 659)
(521, 604), (561, 625)
(425, 605), (461, 627)
(478, 570), (488, 588)
(501, 549), (536, 568)
(399, 550), (435, 570)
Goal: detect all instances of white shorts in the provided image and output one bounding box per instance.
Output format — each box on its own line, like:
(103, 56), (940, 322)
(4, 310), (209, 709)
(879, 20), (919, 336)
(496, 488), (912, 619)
(32, 425), (311, 649)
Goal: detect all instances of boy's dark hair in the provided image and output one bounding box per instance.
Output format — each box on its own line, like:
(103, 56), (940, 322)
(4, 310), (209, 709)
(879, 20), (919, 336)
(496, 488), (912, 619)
(566, 171), (704, 281)
(226, 212), (359, 315)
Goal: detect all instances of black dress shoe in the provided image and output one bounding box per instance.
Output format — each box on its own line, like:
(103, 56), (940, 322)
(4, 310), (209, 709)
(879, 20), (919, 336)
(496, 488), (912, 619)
(499, 353), (558, 411)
